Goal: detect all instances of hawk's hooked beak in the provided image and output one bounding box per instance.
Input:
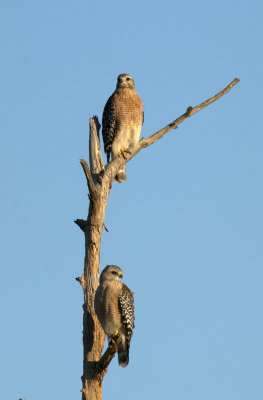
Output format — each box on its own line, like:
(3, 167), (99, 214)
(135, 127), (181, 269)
(119, 272), (123, 279)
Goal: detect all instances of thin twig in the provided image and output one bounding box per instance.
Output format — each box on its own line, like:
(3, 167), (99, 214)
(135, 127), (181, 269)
(103, 223), (109, 232)
(74, 218), (88, 232)
(75, 275), (86, 290)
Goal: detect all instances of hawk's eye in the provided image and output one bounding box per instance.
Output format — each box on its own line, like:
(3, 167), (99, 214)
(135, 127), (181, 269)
(111, 271), (117, 275)
(126, 77), (130, 81)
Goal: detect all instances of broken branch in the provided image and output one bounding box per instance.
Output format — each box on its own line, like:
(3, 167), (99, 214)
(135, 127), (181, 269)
(79, 159), (97, 199)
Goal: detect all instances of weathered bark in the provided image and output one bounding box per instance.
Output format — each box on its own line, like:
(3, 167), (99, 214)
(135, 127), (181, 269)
(75, 118), (111, 400)
(75, 78), (239, 400)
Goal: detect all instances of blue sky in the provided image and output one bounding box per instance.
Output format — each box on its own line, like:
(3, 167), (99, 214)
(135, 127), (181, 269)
(0, 0), (262, 399)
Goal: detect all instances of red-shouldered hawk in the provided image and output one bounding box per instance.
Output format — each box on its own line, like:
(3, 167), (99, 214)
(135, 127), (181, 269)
(102, 73), (144, 183)
(95, 265), (135, 367)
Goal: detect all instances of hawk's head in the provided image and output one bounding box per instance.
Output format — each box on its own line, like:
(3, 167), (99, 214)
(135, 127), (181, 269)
(100, 265), (123, 282)
(116, 74), (135, 89)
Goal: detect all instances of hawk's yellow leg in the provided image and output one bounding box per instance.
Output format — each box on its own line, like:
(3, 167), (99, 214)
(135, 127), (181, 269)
(118, 148), (131, 159)
(110, 330), (119, 347)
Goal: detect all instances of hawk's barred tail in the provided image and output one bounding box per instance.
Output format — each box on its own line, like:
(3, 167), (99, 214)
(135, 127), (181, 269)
(115, 166), (126, 183)
(118, 340), (129, 367)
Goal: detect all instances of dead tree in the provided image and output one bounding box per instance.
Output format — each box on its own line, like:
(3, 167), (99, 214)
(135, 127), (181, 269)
(75, 78), (239, 400)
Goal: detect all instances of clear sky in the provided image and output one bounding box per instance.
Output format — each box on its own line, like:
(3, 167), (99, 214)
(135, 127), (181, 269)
(1, 0), (262, 399)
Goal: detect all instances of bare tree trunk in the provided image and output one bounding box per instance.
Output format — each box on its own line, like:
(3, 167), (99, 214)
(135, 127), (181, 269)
(75, 118), (110, 400)
(75, 78), (239, 400)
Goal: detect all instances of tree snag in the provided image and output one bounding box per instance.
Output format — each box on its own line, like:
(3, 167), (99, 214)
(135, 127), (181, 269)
(75, 78), (240, 400)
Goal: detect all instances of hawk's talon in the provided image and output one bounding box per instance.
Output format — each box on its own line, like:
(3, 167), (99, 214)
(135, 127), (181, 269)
(118, 149), (127, 159)
(109, 340), (116, 348)
(110, 330), (119, 345)
(113, 330), (119, 340)
(118, 148), (131, 159)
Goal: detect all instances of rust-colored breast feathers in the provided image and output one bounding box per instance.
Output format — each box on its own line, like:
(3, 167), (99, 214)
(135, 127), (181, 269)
(114, 88), (143, 131)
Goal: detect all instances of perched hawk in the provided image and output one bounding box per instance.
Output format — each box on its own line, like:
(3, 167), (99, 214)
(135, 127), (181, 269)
(95, 265), (135, 367)
(102, 73), (144, 183)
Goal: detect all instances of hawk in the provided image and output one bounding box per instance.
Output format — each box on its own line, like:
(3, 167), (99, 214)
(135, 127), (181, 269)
(95, 265), (135, 367)
(102, 73), (144, 183)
